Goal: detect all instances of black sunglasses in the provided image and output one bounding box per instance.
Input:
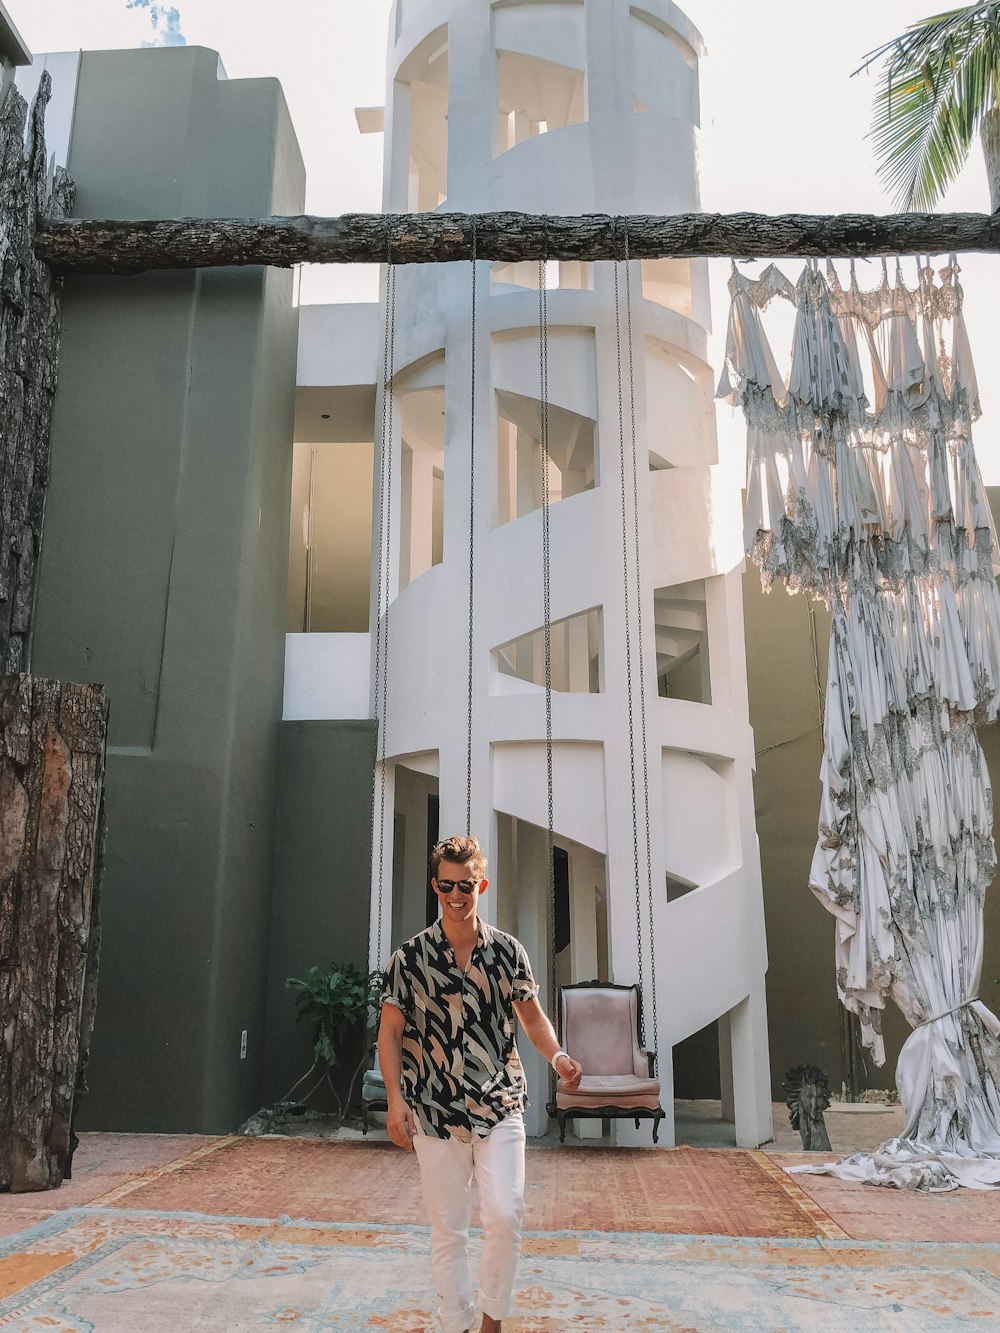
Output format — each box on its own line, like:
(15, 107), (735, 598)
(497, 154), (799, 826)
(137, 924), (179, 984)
(434, 879), (479, 896)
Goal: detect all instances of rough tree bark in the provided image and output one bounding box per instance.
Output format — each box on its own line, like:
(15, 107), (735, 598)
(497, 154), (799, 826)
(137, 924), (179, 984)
(0, 73), (73, 674)
(0, 675), (108, 1193)
(982, 109), (1000, 216)
(0, 79), (100, 1195)
(65, 788), (105, 1179)
(32, 208), (1000, 273)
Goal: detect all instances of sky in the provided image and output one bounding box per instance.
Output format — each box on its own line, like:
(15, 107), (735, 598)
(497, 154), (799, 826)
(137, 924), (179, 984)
(11, 0), (1000, 478)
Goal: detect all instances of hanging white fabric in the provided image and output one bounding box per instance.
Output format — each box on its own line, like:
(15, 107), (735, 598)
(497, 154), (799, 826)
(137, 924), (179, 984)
(719, 256), (1000, 1191)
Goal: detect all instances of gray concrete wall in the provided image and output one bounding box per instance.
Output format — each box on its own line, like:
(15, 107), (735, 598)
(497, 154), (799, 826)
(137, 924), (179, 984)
(263, 720), (378, 1109)
(30, 46), (305, 1132)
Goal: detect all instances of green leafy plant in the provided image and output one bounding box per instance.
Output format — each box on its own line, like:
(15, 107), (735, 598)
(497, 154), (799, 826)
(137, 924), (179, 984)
(273, 962), (384, 1127)
(858, 4), (1000, 209)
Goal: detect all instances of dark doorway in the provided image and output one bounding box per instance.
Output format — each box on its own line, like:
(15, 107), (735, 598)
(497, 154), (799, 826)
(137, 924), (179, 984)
(424, 793), (440, 926)
(553, 844), (570, 955)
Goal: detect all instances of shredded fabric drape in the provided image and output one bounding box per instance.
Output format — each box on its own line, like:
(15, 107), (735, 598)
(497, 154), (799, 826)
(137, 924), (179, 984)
(719, 256), (1000, 1190)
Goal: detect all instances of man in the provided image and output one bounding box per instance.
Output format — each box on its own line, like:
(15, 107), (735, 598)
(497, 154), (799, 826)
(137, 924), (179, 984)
(379, 833), (583, 1333)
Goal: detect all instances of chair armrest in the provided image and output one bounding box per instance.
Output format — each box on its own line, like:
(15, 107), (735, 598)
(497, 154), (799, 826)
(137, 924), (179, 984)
(631, 1047), (657, 1077)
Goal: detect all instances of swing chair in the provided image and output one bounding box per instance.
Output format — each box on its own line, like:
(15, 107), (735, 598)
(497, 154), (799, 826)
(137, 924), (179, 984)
(540, 234), (664, 1143)
(549, 981), (664, 1143)
(366, 223), (664, 1143)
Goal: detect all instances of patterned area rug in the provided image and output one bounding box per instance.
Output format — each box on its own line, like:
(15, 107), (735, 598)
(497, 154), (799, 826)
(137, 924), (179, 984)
(2, 1208), (1000, 1331)
(84, 1137), (840, 1238)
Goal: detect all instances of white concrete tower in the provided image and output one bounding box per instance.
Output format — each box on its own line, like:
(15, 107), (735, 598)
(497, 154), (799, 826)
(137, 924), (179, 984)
(366, 0), (772, 1147)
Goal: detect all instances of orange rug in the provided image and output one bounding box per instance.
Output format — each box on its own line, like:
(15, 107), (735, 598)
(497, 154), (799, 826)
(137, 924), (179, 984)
(87, 1138), (842, 1239)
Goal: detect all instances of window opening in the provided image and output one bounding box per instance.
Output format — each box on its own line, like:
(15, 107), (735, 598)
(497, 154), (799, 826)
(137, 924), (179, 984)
(399, 386), (445, 590)
(496, 49), (585, 155)
(399, 28), (448, 210)
(654, 581), (710, 703)
(495, 389), (595, 525)
(287, 440), (374, 632)
(495, 607), (602, 694)
(492, 259), (592, 292)
(641, 259), (692, 316)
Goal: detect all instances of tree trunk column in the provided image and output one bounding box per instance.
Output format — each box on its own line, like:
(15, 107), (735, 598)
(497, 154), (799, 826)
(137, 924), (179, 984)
(982, 108), (1000, 214)
(0, 674), (108, 1192)
(0, 73), (73, 673)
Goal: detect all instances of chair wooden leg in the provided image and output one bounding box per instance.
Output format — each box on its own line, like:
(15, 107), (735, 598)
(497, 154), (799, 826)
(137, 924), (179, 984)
(558, 1111), (567, 1144)
(362, 1106), (369, 1135)
(652, 1112), (662, 1145)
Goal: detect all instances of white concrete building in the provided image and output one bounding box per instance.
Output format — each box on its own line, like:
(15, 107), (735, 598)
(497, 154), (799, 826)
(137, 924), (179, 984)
(288, 0), (772, 1148)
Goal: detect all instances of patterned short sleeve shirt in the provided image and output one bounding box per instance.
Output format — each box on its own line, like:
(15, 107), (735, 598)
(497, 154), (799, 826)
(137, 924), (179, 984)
(382, 919), (539, 1141)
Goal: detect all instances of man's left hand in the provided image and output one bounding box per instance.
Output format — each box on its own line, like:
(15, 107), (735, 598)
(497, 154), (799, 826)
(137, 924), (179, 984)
(554, 1054), (583, 1091)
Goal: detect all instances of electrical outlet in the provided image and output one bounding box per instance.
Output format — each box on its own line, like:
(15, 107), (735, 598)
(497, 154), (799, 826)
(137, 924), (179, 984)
(240, 1029), (248, 1060)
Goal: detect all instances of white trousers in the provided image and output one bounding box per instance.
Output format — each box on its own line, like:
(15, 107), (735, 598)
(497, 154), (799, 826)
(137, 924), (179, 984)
(413, 1113), (526, 1333)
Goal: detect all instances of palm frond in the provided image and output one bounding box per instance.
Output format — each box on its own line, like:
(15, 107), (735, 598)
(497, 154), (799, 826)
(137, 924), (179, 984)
(858, 4), (1000, 209)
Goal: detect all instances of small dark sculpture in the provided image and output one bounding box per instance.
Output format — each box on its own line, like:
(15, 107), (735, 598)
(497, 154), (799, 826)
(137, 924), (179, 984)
(783, 1064), (833, 1151)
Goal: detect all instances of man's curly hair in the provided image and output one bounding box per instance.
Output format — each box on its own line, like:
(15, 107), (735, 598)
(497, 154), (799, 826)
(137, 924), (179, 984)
(430, 834), (487, 879)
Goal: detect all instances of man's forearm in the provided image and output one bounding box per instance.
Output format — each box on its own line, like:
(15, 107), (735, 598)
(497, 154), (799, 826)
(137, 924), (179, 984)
(377, 1020), (407, 1106)
(522, 1011), (561, 1063)
(516, 998), (584, 1091)
(377, 1007), (418, 1152)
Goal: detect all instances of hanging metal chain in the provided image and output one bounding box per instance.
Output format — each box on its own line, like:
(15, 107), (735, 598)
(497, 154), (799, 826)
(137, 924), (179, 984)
(612, 224), (647, 1047)
(372, 251), (397, 964)
(538, 260), (555, 865)
(538, 254), (557, 1096)
(465, 223), (477, 835)
(622, 227), (659, 1060)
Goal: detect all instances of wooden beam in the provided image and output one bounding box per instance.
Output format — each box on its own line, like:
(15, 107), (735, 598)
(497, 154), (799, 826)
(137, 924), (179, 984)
(34, 209), (1000, 274)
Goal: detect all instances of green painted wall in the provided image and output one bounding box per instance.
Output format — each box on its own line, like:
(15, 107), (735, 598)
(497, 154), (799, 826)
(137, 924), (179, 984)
(742, 572), (908, 1098)
(30, 46), (305, 1132)
(264, 720), (378, 1109)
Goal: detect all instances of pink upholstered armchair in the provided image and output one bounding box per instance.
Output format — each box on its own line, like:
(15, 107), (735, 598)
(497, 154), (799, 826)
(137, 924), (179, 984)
(546, 981), (665, 1143)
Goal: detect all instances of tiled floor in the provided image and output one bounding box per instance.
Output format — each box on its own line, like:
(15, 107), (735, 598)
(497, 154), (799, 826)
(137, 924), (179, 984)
(674, 1098), (906, 1154)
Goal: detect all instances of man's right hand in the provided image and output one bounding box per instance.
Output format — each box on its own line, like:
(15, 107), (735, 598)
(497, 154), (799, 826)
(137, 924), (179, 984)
(387, 1098), (418, 1151)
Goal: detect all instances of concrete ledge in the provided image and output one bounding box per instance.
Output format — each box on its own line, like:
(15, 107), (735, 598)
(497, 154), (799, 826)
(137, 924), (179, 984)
(0, 3), (31, 67)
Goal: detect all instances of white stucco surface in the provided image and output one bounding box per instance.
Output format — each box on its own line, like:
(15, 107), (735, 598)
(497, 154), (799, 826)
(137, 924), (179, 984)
(296, 303), (380, 387)
(292, 0), (772, 1149)
(283, 633), (371, 720)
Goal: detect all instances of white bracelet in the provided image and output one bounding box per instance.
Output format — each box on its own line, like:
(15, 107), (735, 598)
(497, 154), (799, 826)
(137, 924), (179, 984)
(550, 1050), (570, 1072)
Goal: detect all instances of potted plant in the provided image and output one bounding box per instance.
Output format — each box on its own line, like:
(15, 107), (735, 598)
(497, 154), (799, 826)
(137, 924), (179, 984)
(263, 962), (383, 1132)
